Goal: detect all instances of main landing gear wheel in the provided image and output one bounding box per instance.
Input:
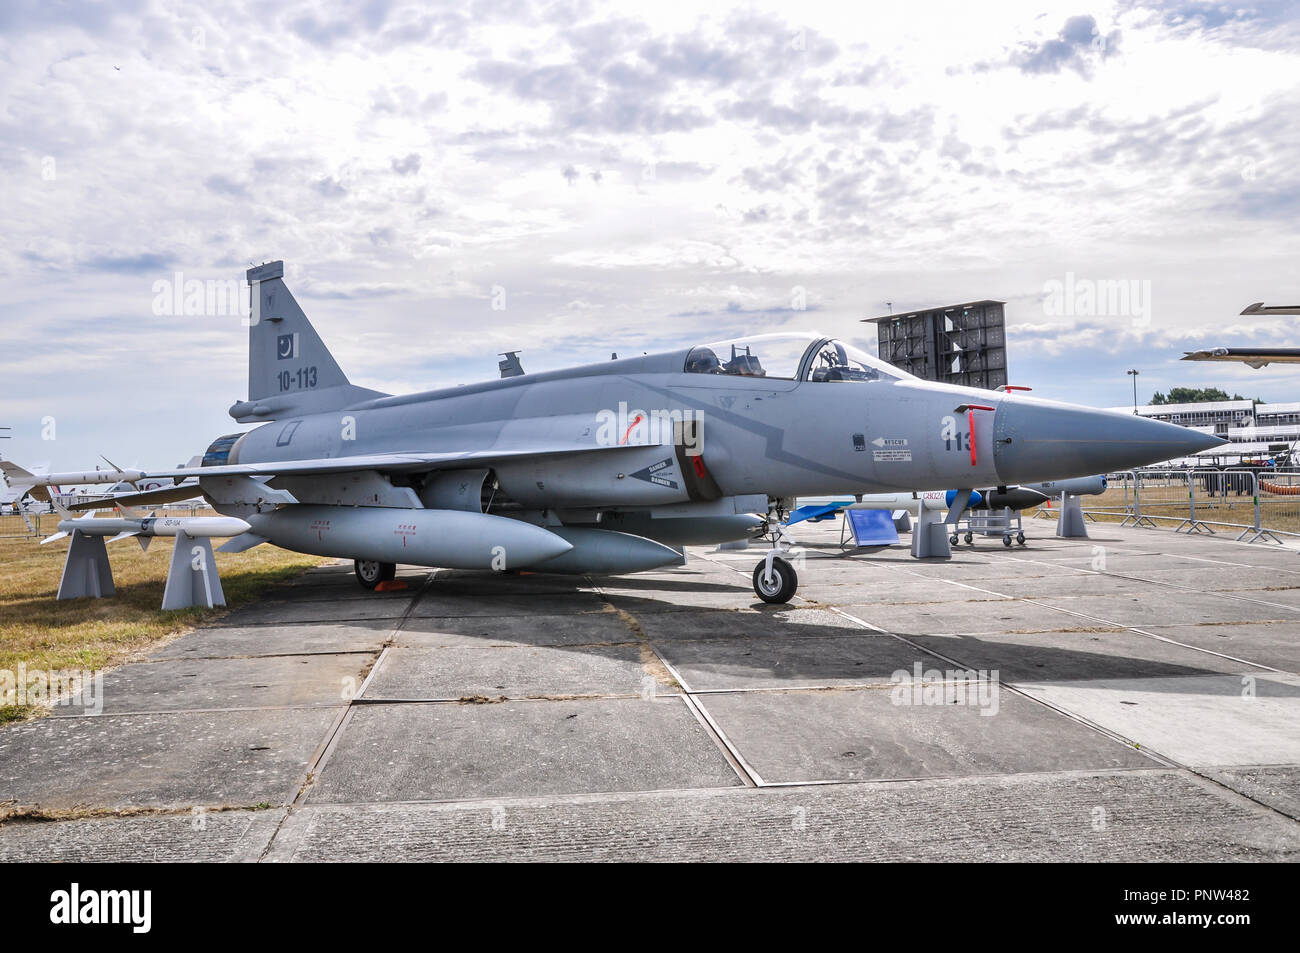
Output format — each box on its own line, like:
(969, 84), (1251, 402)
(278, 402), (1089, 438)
(753, 556), (798, 604)
(355, 559), (396, 590)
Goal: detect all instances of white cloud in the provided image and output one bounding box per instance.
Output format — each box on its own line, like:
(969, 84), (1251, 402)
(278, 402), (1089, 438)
(2, 0), (1299, 467)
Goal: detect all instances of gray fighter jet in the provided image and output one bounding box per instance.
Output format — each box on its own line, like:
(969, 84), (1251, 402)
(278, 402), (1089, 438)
(31, 261), (1223, 603)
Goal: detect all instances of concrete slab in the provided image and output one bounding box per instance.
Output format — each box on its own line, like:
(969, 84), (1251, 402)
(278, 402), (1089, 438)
(48, 654), (366, 716)
(1015, 673), (1300, 767)
(0, 808), (285, 862)
(154, 621), (391, 659)
(601, 586), (756, 614)
(308, 697), (740, 802)
(1115, 568), (1300, 590)
(656, 634), (935, 691)
(0, 708), (338, 810)
(268, 768), (1300, 861)
(635, 607), (870, 642)
(250, 584), (410, 604)
(409, 591), (607, 618)
(362, 644), (669, 700)
(886, 559), (1081, 581)
(429, 570), (597, 595)
(1216, 587), (1300, 610)
(1141, 623), (1300, 674)
(795, 581), (1014, 605)
(1035, 591), (1293, 627)
(1022, 551), (1208, 571)
(697, 685), (1155, 784)
(396, 611), (637, 648)
(833, 599), (1110, 636)
(906, 630), (1264, 682)
(224, 595), (414, 625)
(1204, 765), (1300, 821)
(975, 574), (1170, 600)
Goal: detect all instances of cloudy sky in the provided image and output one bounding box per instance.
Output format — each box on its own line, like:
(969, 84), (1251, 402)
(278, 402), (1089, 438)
(2, 0), (1299, 470)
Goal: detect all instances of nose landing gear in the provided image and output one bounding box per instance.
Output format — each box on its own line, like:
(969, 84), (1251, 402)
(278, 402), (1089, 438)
(752, 502), (802, 604)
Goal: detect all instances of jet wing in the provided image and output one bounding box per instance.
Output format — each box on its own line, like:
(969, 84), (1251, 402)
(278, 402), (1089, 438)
(1181, 347), (1300, 369)
(66, 484), (204, 511)
(29, 444), (668, 489)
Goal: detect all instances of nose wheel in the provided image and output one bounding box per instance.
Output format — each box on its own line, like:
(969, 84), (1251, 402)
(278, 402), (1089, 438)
(753, 555), (798, 604)
(355, 559), (396, 589)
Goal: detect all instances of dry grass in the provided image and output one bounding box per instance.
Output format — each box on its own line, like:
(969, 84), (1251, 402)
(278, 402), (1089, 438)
(0, 533), (329, 722)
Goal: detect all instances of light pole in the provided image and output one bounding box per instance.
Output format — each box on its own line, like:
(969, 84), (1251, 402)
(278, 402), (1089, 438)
(1126, 369), (1140, 414)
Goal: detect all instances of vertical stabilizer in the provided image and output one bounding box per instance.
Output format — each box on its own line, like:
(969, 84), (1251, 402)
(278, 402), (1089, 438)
(229, 261), (388, 423)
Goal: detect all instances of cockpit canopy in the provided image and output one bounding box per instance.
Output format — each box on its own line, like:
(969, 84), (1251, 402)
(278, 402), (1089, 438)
(683, 333), (908, 383)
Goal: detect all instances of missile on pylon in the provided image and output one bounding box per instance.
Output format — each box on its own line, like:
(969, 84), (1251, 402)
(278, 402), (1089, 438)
(1024, 475), (1108, 497)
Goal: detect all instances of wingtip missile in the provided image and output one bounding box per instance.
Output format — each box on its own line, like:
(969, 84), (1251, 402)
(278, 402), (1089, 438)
(1240, 302), (1300, 315)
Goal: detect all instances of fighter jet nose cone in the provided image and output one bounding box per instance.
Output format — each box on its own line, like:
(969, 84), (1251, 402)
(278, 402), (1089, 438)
(1191, 431), (1230, 453)
(992, 399), (1227, 485)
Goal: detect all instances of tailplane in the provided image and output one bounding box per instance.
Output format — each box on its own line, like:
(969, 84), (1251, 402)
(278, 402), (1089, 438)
(229, 261), (388, 423)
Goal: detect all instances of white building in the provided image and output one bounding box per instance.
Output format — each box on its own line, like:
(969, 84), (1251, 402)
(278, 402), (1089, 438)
(1105, 399), (1299, 465)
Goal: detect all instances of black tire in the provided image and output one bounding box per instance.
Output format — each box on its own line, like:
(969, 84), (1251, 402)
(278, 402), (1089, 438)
(1016, 533), (1026, 546)
(949, 534), (959, 546)
(1002, 535), (1013, 547)
(355, 559), (396, 589)
(964, 533), (973, 545)
(753, 557), (798, 604)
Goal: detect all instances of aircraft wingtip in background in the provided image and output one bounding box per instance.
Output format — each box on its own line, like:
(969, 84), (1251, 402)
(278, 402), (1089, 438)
(1240, 302), (1300, 316)
(1182, 302), (1300, 367)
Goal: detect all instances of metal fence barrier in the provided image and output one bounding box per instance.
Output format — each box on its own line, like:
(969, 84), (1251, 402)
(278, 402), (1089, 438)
(1062, 468), (1298, 545)
(0, 512), (42, 539)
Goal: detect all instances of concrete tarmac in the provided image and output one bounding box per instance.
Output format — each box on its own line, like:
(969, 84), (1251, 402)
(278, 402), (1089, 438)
(3, 520), (1299, 861)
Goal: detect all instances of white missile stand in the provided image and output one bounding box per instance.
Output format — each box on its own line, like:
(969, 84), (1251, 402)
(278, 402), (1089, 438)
(56, 531), (116, 599)
(162, 532), (226, 610)
(56, 530), (227, 610)
(911, 504), (952, 559)
(1055, 492), (1090, 538)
